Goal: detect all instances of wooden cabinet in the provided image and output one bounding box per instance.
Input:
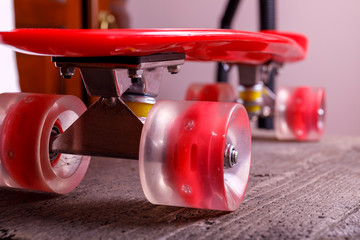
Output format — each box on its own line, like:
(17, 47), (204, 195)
(13, 0), (127, 105)
(14, 0), (83, 28)
(14, 0), (84, 101)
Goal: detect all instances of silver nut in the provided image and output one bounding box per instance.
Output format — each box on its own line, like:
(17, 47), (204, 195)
(60, 67), (75, 79)
(224, 143), (239, 168)
(128, 69), (143, 79)
(167, 65), (181, 74)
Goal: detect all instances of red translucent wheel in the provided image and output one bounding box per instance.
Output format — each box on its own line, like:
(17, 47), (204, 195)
(185, 83), (236, 102)
(0, 93), (90, 193)
(139, 100), (251, 211)
(275, 86), (325, 141)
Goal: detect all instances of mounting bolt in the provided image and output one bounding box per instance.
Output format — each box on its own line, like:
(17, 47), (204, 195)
(128, 69), (143, 79)
(224, 143), (238, 168)
(60, 67), (75, 79)
(167, 65), (181, 74)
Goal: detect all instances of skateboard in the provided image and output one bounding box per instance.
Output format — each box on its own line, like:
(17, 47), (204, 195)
(0, 29), (325, 211)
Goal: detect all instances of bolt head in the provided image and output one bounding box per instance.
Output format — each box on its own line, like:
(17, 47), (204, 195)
(60, 67), (75, 79)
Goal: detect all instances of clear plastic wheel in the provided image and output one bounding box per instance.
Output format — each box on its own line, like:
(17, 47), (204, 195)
(139, 100), (251, 211)
(0, 93), (90, 194)
(275, 86), (325, 141)
(185, 83), (236, 102)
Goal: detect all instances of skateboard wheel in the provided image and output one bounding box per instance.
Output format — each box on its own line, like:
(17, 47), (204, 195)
(185, 83), (236, 102)
(0, 93), (90, 193)
(275, 86), (325, 141)
(139, 100), (251, 211)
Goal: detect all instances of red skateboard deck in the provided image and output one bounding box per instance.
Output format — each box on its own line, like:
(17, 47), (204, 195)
(0, 28), (307, 65)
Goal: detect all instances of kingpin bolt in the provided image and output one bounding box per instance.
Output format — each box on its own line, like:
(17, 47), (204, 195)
(128, 69), (143, 79)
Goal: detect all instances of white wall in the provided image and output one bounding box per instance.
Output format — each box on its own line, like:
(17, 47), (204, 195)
(0, 0), (19, 93)
(127, 0), (360, 136)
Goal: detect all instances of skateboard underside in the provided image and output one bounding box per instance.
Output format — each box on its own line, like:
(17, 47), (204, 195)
(0, 28), (307, 65)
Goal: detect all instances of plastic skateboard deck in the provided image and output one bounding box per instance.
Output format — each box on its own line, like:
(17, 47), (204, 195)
(0, 29), (307, 65)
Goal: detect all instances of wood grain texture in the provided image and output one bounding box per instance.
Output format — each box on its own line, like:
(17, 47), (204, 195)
(14, 0), (84, 100)
(0, 136), (359, 240)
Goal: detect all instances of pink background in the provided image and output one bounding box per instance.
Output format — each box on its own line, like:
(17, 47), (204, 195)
(0, 0), (359, 136)
(128, 0), (360, 136)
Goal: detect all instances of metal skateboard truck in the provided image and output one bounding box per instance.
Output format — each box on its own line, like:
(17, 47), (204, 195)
(51, 53), (185, 160)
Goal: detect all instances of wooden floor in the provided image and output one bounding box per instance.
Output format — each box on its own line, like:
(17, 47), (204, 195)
(0, 135), (359, 239)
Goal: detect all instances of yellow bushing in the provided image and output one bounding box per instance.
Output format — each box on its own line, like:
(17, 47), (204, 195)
(244, 105), (261, 113)
(239, 90), (262, 102)
(125, 101), (154, 118)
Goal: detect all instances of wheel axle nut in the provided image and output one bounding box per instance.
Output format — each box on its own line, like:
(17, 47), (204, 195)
(224, 143), (238, 168)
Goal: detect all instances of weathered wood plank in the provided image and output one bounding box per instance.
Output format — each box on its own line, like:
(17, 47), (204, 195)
(0, 136), (359, 239)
